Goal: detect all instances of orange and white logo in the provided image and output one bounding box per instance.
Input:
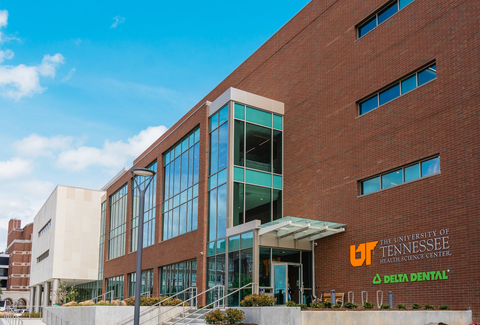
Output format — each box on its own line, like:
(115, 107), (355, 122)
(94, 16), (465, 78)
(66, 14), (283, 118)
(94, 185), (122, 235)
(350, 241), (378, 267)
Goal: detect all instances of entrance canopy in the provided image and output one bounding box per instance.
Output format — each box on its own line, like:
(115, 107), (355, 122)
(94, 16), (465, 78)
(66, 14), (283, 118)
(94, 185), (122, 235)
(257, 216), (346, 250)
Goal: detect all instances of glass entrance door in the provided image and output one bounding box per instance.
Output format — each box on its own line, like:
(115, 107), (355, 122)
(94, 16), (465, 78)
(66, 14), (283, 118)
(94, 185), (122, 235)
(273, 263), (288, 305)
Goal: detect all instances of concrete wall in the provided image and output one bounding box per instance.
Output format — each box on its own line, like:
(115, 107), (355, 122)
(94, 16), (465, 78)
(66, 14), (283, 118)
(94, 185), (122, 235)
(237, 307), (302, 325)
(301, 310), (473, 325)
(44, 306), (184, 325)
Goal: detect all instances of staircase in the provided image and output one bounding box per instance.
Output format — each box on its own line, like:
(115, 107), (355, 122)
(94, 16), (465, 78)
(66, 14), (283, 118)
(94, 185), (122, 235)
(162, 308), (211, 325)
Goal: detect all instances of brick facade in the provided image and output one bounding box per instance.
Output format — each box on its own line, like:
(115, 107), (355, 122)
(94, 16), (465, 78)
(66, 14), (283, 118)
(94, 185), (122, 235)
(102, 0), (479, 319)
(6, 219), (33, 291)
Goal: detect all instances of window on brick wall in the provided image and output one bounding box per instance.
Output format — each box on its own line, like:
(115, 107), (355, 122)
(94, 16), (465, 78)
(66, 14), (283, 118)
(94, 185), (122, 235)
(357, 0), (415, 38)
(360, 156), (440, 195)
(358, 63), (436, 115)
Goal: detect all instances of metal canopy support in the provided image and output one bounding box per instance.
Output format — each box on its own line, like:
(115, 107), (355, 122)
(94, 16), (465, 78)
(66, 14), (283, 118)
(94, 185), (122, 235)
(309, 227), (345, 241)
(258, 220), (291, 236)
(276, 224), (311, 239)
(293, 226), (329, 241)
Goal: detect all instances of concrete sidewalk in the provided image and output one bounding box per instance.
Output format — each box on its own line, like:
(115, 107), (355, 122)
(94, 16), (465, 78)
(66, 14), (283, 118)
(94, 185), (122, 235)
(0, 318), (45, 325)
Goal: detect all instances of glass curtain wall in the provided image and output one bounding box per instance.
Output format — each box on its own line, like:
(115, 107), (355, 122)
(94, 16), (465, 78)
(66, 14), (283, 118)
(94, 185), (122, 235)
(98, 201), (106, 280)
(77, 281), (102, 302)
(108, 184), (128, 259)
(131, 162), (157, 251)
(159, 260), (197, 299)
(163, 128), (200, 240)
(226, 232), (253, 306)
(128, 269), (154, 297)
(106, 275), (124, 300)
(233, 103), (283, 226)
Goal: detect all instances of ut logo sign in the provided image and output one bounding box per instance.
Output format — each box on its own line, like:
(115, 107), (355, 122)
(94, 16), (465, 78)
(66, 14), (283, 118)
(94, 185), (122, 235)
(350, 241), (378, 267)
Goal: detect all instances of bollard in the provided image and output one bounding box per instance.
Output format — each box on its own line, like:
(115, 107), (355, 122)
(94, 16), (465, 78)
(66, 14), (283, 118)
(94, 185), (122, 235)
(388, 291), (393, 307)
(331, 290), (336, 305)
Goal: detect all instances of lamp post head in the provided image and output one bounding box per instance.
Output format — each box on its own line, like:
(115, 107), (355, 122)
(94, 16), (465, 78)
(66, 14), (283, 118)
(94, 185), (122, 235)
(131, 168), (156, 177)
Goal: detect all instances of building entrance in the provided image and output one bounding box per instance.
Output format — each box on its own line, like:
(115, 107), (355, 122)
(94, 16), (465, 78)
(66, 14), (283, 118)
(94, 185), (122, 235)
(272, 262), (302, 305)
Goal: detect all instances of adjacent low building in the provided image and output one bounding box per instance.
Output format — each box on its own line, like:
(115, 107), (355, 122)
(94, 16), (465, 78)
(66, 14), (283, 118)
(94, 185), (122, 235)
(29, 185), (105, 311)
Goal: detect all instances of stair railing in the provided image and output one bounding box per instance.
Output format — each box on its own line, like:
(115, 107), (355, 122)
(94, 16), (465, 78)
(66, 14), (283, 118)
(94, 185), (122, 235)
(5, 306), (24, 325)
(91, 290), (114, 303)
(42, 307), (70, 325)
(116, 286), (197, 325)
(169, 283), (258, 325)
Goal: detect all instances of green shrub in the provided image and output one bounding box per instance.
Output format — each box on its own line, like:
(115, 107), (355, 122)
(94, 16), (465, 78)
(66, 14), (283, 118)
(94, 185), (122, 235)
(206, 304), (214, 309)
(363, 301), (374, 309)
(197, 305), (204, 309)
(397, 304), (407, 310)
(322, 301), (333, 308)
(298, 303), (308, 310)
(344, 302), (358, 309)
(21, 312), (41, 318)
(95, 301), (113, 306)
(425, 304), (435, 310)
(225, 308), (245, 324)
(124, 296), (168, 306)
(333, 304), (341, 309)
(286, 301), (297, 307)
(439, 305), (449, 310)
(240, 294), (276, 307)
(309, 302), (322, 308)
(205, 309), (225, 324)
(381, 304), (391, 309)
(412, 303), (422, 310)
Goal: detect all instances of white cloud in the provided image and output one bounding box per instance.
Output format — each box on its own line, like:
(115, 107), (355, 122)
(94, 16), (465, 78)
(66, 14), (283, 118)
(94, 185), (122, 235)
(13, 134), (74, 157)
(57, 125), (168, 171)
(61, 67), (76, 83)
(0, 157), (32, 179)
(110, 16), (125, 28)
(0, 10), (8, 28)
(37, 53), (65, 78)
(0, 48), (13, 63)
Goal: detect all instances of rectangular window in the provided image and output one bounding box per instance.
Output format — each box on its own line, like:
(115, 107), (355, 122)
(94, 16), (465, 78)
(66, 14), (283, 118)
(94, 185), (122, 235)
(128, 269), (154, 298)
(98, 201), (106, 280)
(357, 0), (413, 38)
(159, 260), (197, 297)
(131, 162), (157, 252)
(358, 63), (436, 115)
(36, 250), (49, 263)
(38, 220), (51, 237)
(106, 275), (124, 300)
(163, 128), (200, 241)
(108, 184), (128, 259)
(360, 156), (440, 195)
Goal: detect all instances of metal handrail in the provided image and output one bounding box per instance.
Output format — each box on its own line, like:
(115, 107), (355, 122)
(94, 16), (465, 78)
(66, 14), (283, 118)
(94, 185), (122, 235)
(91, 290), (114, 303)
(43, 307), (69, 325)
(116, 286), (197, 325)
(5, 306), (24, 325)
(140, 291), (151, 298)
(169, 282), (258, 325)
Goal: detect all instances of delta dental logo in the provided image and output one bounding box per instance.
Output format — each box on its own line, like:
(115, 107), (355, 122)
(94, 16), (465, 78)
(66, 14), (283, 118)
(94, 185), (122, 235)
(350, 241), (379, 267)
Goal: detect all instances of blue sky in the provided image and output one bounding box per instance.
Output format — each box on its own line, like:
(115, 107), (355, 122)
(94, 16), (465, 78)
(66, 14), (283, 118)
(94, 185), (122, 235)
(0, 0), (310, 249)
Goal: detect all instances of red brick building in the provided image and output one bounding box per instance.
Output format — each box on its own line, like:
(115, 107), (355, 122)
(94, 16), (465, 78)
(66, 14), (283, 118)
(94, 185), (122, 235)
(101, 0), (479, 319)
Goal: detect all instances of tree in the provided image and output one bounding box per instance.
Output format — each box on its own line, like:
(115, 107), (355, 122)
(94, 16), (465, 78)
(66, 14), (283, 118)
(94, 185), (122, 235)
(55, 281), (68, 305)
(67, 285), (79, 303)
(0, 287), (3, 299)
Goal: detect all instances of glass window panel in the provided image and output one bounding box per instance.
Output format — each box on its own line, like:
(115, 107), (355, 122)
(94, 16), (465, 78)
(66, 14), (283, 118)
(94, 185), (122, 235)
(174, 194), (180, 207)
(273, 190), (282, 221)
(418, 64), (437, 86)
(404, 164), (420, 182)
(246, 106), (272, 127)
(165, 151), (170, 165)
(217, 184), (227, 239)
(207, 242), (216, 256)
(218, 168), (227, 185)
(246, 124), (271, 172)
(188, 147), (194, 188)
(234, 103), (245, 120)
(181, 152), (189, 192)
(272, 249), (300, 263)
(359, 95), (378, 115)
(234, 167), (244, 182)
(229, 235), (240, 252)
(219, 105), (229, 126)
(240, 232), (253, 248)
(362, 176), (381, 195)
(174, 157), (181, 195)
(218, 122), (228, 171)
(216, 254), (225, 286)
(189, 133), (194, 147)
(209, 175), (217, 190)
(172, 207), (179, 237)
(175, 143), (182, 158)
(228, 251), (240, 289)
(193, 143), (200, 184)
(382, 169), (403, 189)
(234, 120), (245, 167)
(273, 175), (282, 189)
(217, 239), (226, 254)
(378, 2), (398, 24)
(359, 17), (377, 38)
(194, 128), (200, 143)
(187, 200), (192, 232)
(259, 247), (271, 288)
(210, 129), (218, 175)
(210, 113), (218, 132)
(240, 248), (253, 297)
(233, 183), (244, 227)
(273, 115), (283, 130)
(192, 198), (198, 230)
(273, 130), (282, 174)
(182, 138), (189, 153)
(379, 83), (400, 105)
(179, 203), (187, 235)
(399, 0), (414, 9)
(421, 157), (440, 176)
(245, 184), (272, 224)
(401, 75), (417, 94)
(208, 189), (217, 242)
(246, 169), (272, 187)
(193, 184), (199, 198)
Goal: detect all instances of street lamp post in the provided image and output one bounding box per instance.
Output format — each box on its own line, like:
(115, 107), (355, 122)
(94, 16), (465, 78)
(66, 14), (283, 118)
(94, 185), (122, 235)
(131, 167), (156, 325)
